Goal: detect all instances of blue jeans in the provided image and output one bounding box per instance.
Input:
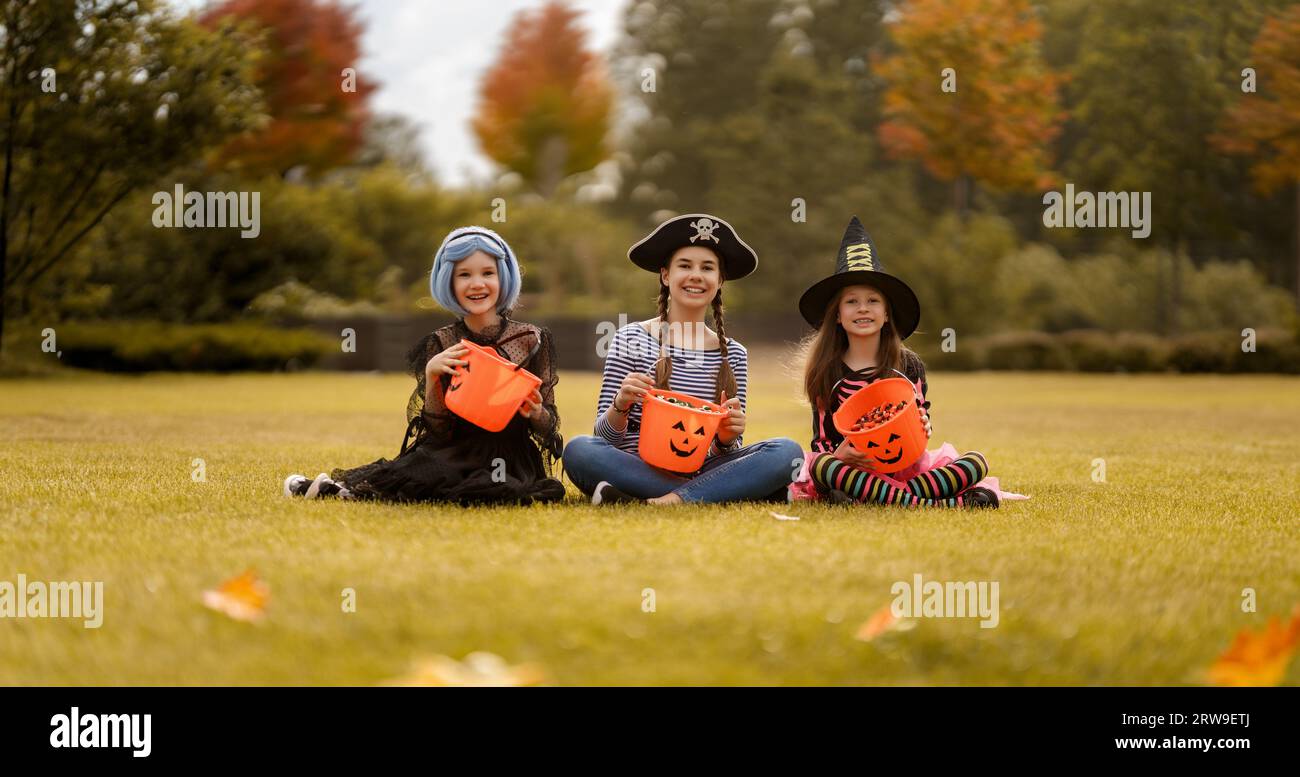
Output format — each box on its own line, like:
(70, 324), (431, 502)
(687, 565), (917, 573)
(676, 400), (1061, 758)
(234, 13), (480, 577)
(563, 435), (804, 503)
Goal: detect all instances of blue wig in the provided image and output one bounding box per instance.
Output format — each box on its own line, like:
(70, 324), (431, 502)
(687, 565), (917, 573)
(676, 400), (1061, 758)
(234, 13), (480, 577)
(429, 226), (522, 316)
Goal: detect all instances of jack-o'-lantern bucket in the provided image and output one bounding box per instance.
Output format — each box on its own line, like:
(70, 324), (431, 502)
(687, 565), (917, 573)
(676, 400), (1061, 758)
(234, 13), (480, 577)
(831, 373), (926, 474)
(444, 338), (542, 432)
(638, 388), (725, 473)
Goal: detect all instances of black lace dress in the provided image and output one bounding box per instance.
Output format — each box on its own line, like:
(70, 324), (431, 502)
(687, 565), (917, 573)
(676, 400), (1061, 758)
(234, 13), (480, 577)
(330, 318), (565, 505)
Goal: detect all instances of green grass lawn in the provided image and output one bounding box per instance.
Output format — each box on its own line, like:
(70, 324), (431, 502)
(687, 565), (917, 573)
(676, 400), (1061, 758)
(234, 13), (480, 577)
(2, 365), (1298, 685)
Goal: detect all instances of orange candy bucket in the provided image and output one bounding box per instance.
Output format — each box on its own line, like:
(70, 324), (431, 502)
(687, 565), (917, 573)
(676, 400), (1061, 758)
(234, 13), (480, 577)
(832, 376), (927, 474)
(444, 339), (542, 432)
(637, 388), (725, 473)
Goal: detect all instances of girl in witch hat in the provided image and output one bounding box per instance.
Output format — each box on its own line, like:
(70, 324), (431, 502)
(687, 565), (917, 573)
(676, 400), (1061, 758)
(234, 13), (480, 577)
(791, 216), (1027, 508)
(282, 226), (565, 504)
(563, 214), (803, 505)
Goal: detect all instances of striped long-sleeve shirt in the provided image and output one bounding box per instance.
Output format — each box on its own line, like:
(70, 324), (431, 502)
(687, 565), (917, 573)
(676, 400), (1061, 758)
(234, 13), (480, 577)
(594, 322), (748, 458)
(810, 350), (931, 454)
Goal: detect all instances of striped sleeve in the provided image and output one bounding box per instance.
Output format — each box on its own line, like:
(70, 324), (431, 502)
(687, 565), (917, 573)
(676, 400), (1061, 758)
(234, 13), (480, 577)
(810, 404), (836, 453)
(903, 350), (932, 411)
(593, 325), (636, 443)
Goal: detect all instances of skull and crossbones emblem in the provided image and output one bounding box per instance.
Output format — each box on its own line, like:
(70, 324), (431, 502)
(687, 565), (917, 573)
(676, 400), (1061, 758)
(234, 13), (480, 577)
(688, 217), (721, 244)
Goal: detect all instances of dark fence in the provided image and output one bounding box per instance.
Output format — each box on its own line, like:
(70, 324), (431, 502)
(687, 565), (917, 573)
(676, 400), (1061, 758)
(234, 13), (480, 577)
(304, 313), (814, 372)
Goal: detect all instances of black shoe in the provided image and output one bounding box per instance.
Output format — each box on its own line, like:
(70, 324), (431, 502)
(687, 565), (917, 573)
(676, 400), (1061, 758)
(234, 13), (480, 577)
(962, 486), (1000, 509)
(827, 489), (855, 506)
(592, 481), (637, 506)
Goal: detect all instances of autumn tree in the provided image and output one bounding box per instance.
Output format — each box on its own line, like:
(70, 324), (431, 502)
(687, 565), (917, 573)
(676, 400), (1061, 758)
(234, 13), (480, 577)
(1214, 3), (1300, 303)
(875, 0), (1065, 215)
(201, 0), (371, 178)
(0, 0), (261, 360)
(472, 1), (612, 197)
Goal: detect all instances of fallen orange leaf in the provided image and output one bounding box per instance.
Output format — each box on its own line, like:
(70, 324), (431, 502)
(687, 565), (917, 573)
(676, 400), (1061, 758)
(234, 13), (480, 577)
(381, 652), (546, 687)
(202, 569), (269, 623)
(855, 603), (901, 642)
(1207, 607), (1300, 687)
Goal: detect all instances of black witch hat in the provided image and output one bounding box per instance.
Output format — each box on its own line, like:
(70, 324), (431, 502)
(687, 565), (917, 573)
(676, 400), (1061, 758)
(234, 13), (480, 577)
(797, 216), (920, 338)
(628, 213), (758, 280)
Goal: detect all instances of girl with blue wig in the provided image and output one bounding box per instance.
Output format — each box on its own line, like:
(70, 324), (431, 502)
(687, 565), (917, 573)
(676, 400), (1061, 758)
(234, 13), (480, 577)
(284, 226), (565, 504)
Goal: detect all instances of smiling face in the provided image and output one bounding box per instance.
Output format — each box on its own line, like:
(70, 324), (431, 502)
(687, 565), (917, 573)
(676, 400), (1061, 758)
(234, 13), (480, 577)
(836, 284), (888, 338)
(669, 418), (708, 457)
(659, 246), (722, 313)
(862, 431), (905, 465)
(453, 250), (501, 316)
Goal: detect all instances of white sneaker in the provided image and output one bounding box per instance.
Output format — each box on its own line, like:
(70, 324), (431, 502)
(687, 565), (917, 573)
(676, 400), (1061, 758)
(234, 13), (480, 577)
(304, 472), (344, 499)
(283, 473), (311, 497)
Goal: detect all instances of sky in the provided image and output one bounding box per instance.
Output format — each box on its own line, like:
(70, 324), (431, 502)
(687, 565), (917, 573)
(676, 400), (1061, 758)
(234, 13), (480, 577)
(356, 1), (626, 185)
(177, 0), (629, 186)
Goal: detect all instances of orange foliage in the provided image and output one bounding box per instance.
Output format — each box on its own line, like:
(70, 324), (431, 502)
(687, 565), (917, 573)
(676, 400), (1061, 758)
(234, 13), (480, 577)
(875, 0), (1065, 192)
(1213, 5), (1300, 194)
(472, 1), (611, 194)
(1207, 607), (1300, 687)
(202, 0), (372, 177)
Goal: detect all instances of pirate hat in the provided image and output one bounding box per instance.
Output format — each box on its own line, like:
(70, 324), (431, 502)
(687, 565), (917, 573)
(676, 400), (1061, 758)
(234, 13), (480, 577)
(628, 213), (758, 280)
(797, 216), (920, 338)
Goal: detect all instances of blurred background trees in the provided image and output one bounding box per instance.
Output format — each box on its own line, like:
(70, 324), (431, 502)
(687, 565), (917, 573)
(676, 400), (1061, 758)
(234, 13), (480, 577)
(4, 0), (1300, 371)
(0, 0), (261, 353)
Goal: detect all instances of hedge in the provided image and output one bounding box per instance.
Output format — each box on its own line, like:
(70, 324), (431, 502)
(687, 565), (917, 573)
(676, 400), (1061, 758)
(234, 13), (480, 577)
(47, 321), (336, 372)
(917, 328), (1299, 374)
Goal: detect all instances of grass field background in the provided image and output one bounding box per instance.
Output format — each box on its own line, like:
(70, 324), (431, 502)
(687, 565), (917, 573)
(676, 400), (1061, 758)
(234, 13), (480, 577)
(2, 360), (1298, 685)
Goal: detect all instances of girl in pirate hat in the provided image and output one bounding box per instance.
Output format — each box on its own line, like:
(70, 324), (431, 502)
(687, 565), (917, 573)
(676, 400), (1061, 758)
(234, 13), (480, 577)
(791, 216), (1026, 508)
(564, 213), (803, 505)
(282, 226), (565, 504)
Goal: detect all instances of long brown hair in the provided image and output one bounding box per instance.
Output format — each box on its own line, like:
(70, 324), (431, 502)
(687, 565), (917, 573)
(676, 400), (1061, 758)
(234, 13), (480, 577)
(801, 285), (911, 411)
(654, 276), (738, 404)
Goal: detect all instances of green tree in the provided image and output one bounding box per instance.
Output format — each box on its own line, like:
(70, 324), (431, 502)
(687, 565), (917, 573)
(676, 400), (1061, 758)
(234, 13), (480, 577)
(612, 0), (927, 312)
(1066, 0), (1292, 331)
(0, 0), (261, 358)
(612, 0), (784, 223)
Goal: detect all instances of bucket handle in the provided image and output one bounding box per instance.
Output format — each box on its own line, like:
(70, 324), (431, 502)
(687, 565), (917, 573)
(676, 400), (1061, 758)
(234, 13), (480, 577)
(834, 367), (923, 403)
(887, 367), (925, 405)
(487, 330), (542, 371)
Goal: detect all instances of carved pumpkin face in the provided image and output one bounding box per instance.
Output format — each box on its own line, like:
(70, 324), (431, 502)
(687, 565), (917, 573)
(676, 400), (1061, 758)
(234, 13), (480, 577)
(447, 360), (470, 392)
(669, 419), (708, 458)
(862, 431), (904, 465)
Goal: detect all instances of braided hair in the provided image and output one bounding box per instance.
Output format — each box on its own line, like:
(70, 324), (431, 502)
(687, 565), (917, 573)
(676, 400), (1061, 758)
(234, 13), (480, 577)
(653, 280), (738, 404)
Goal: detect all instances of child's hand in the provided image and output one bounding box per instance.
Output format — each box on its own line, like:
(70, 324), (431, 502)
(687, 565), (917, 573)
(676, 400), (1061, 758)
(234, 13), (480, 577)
(518, 388), (546, 420)
(834, 438), (873, 469)
(427, 343), (469, 378)
(715, 390), (745, 445)
(613, 372), (655, 413)
(917, 400), (933, 439)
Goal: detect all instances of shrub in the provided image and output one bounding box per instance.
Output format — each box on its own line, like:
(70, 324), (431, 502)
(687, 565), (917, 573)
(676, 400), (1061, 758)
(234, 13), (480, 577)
(1058, 330), (1170, 373)
(53, 321), (335, 372)
(981, 331), (1073, 370)
(1231, 328), (1300, 374)
(1167, 332), (1238, 373)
